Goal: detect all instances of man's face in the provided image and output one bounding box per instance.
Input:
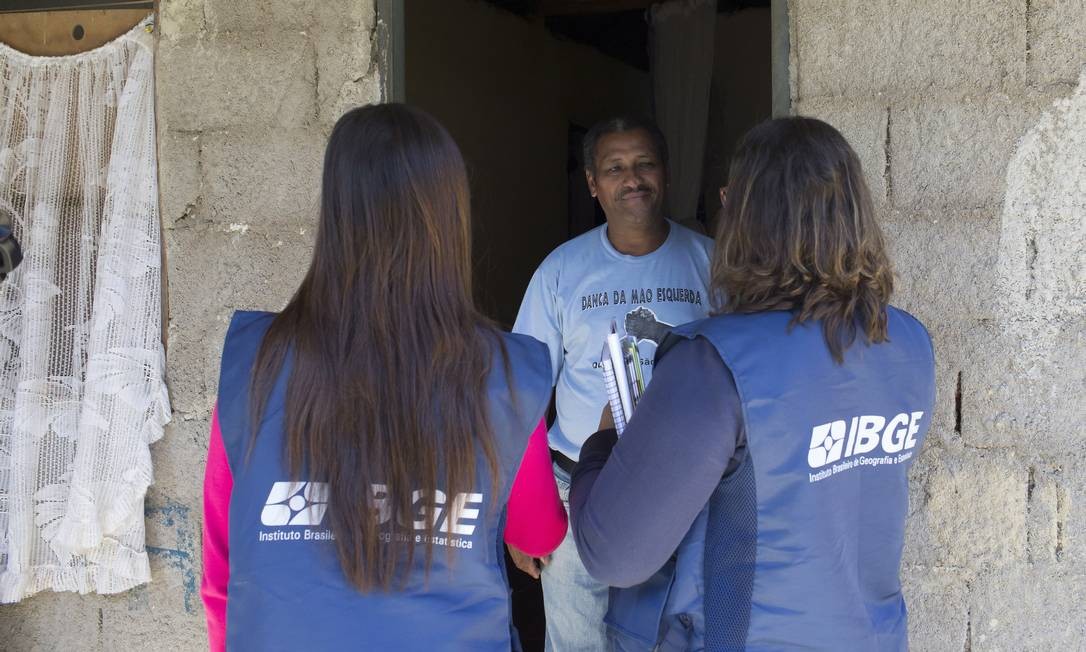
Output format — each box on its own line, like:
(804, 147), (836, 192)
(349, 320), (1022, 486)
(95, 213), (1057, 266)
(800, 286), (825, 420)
(586, 129), (666, 227)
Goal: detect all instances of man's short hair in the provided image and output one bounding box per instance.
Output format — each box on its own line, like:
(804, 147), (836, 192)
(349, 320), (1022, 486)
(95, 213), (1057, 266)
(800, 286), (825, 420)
(582, 116), (669, 174)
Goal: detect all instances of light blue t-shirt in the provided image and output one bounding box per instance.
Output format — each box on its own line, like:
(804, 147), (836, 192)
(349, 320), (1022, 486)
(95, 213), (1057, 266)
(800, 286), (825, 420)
(513, 220), (714, 460)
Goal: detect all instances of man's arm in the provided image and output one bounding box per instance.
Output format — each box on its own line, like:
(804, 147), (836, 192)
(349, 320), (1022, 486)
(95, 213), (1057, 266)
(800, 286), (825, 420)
(569, 337), (741, 588)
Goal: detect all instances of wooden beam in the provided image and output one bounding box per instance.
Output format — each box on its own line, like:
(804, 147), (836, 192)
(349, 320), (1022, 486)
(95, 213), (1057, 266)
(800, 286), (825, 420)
(0, 1), (152, 13)
(0, 9), (150, 56)
(539, 0), (658, 15)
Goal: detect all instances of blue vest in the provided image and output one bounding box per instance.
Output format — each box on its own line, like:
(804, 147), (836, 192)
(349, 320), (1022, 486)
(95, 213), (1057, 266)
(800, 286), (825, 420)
(216, 311), (552, 651)
(607, 307), (935, 651)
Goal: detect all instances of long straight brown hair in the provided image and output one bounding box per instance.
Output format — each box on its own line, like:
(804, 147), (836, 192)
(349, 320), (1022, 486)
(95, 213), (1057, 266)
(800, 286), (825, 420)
(248, 104), (504, 591)
(712, 117), (894, 362)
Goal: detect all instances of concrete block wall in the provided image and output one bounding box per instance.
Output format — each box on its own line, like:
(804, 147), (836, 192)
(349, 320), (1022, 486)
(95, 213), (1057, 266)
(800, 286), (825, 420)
(0, 2), (381, 649)
(3, 2), (1081, 650)
(790, 1), (1086, 649)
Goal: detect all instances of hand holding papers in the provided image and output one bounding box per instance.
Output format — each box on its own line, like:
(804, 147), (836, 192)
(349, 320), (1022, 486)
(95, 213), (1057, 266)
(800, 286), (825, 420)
(600, 320), (647, 436)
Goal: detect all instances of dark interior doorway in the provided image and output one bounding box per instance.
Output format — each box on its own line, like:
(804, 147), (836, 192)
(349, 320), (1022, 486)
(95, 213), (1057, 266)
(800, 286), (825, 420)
(403, 1), (771, 648)
(567, 123), (608, 238)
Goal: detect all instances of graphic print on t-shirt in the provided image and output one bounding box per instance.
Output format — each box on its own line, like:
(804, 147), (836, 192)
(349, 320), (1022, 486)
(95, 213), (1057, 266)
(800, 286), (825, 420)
(579, 286), (704, 350)
(624, 306), (674, 344)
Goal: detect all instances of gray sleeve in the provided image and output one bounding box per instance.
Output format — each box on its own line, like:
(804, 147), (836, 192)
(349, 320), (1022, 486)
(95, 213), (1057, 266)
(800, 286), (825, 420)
(512, 261), (563, 387)
(569, 336), (741, 588)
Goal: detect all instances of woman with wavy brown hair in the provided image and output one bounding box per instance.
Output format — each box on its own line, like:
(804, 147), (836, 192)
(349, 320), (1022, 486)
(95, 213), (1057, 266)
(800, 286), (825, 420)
(199, 104), (566, 651)
(570, 117), (935, 651)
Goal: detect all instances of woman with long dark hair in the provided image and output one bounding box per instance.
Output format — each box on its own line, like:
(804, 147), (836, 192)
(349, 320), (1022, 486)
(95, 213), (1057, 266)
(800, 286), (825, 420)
(569, 117), (935, 650)
(200, 104), (566, 651)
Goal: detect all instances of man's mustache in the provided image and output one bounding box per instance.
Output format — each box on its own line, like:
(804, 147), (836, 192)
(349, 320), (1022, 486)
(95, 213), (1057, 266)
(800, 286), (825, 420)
(618, 185), (654, 199)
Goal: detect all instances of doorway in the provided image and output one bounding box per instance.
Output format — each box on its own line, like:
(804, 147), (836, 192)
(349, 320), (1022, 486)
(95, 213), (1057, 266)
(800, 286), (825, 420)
(400, 0), (773, 647)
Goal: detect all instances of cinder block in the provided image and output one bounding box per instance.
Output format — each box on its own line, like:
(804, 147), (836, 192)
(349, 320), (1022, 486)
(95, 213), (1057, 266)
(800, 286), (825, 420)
(882, 210), (999, 322)
(904, 442), (941, 559)
(0, 594), (105, 650)
(1027, 465), (1061, 564)
(1059, 454), (1085, 565)
(1028, 0), (1086, 86)
(149, 419), (209, 510)
(204, 0), (315, 33)
(163, 331), (220, 418)
(315, 30), (381, 128)
(313, 2), (380, 127)
(920, 317), (1008, 447)
(158, 130), (201, 226)
(314, 30), (378, 127)
(961, 316), (1085, 451)
(199, 127), (324, 229)
(924, 370), (957, 450)
(158, 0), (206, 41)
(156, 33), (317, 132)
(923, 335), (963, 446)
(892, 97), (1041, 211)
(904, 451), (1027, 569)
(97, 576), (205, 651)
(792, 0), (1026, 100)
(314, 0), (376, 31)
(164, 224), (315, 414)
(969, 563), (1086, 649)
(901, 565), (970, 652)
(794, 97), (888, 208)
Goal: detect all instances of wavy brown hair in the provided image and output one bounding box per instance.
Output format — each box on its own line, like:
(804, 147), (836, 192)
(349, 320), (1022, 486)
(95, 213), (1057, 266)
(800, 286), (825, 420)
(247, 104), (505, 591)
(711, 117), (894, 363)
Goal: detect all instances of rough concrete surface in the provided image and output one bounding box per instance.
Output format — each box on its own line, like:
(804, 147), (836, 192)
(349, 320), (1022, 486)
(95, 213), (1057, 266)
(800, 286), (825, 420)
(199, 128), (325, 228)
(157, 32), (318, 132)
(883, 210), (1001, 322)
(904, 450), (1029, 570)
(900, 565), (971, 652)
(792, 0), (1028, 100)
(969, 563), (1086, 649)
(891, 96), (1046, 212)
(1027, 0), (1086, 86)
(794, 1), (1086, 649)
(793, 97), (888, 208)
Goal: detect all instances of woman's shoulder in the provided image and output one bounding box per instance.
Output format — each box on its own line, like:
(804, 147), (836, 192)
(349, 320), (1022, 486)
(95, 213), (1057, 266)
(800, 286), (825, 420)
(490, 330), (552, 384)
(227, 309), (277, 330)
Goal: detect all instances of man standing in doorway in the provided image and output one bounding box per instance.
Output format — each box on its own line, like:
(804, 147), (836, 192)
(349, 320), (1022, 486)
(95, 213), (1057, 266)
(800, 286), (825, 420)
(511, 116), (713, 650)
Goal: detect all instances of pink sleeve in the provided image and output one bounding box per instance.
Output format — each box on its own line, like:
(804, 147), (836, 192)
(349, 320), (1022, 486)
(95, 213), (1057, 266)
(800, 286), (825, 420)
(201, 406), (232, 652)
(503, 418), (568, 556)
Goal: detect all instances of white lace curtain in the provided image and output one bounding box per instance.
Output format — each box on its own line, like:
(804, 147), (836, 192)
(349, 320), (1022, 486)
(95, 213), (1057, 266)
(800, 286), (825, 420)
(0, 17), (169, 602)
(651, 0), (717, 232)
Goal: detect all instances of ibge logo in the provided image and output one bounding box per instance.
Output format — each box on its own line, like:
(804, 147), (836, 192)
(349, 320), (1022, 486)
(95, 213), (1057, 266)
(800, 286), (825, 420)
(808, 420), (848, 468)
(807, 412), (925, 470)
(369, 484), (483, 536)
(261, 481), (329, 526)
(257, 481), (484, 549)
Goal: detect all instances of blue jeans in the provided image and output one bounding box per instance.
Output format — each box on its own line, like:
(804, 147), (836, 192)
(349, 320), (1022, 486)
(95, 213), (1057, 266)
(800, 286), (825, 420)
(542, 464), (611, 651)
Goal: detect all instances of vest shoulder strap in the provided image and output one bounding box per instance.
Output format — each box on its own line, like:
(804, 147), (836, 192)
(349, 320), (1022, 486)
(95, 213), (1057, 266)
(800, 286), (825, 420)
(217, 310), (277, 465)
(494, 331), (552, 412)
(488, 331), (554, 465)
